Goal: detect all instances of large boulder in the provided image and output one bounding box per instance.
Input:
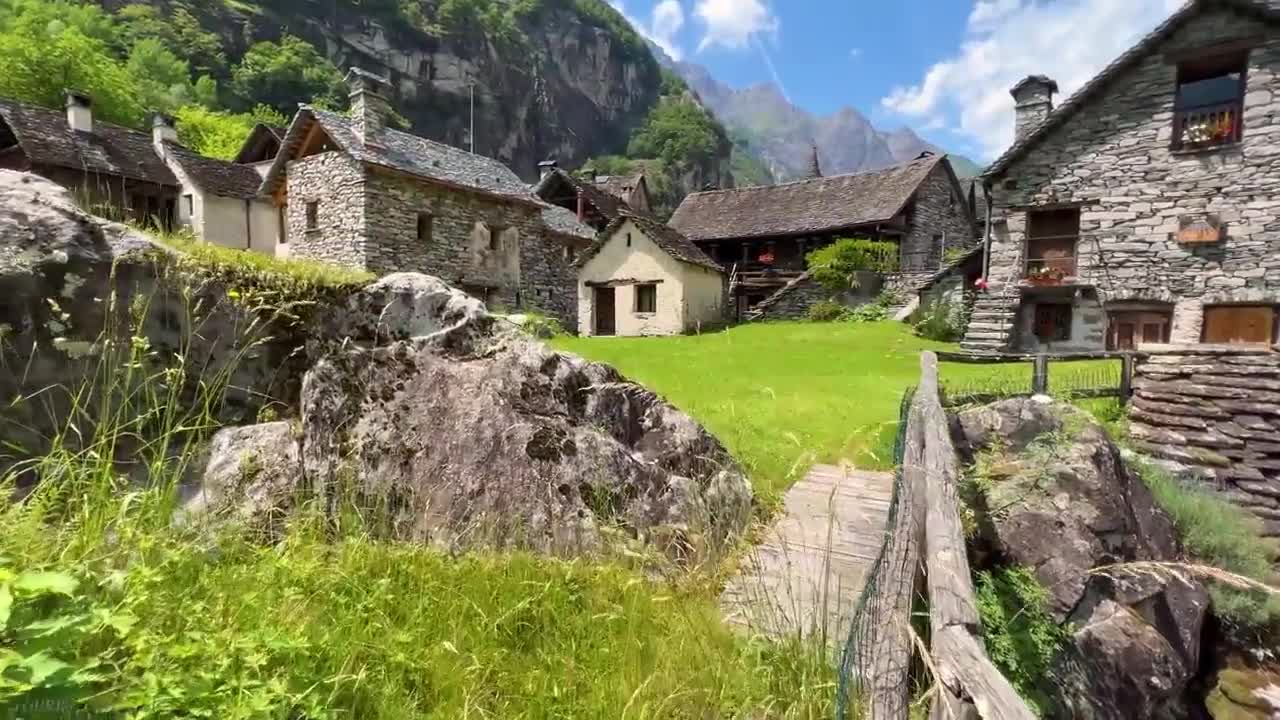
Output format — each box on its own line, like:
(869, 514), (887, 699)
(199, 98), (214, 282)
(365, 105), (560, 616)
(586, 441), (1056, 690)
(955, 398), (1209, 720)
(188, 274), (754, 562)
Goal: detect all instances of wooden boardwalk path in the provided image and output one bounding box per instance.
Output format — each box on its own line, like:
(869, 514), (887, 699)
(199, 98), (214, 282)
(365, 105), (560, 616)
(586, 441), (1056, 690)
(720, 463), (894, 640)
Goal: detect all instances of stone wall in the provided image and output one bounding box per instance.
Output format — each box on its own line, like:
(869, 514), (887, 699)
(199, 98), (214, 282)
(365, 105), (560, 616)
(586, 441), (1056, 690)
(286, 152), (369, 267)
(286, 155), (582, 328)
(899, 161), (978, 278)
(986, 7), (1280, 351)
(1129, 344), (1280, 538)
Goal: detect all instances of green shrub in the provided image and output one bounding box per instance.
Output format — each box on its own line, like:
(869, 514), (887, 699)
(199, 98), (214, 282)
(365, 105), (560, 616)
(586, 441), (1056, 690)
(805, 300), (850, 323)
(912, 301), (965, 342)
(805, 239), (900, 293)
(847, 302), (888, 323)
(1133, 458), (1280, 637)
(975, 567), (1071, 716)
(513, 311), (566, 338)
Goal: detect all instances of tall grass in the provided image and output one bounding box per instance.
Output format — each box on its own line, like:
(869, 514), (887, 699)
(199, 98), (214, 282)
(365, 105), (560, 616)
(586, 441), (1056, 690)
(0, 254), (844, 718)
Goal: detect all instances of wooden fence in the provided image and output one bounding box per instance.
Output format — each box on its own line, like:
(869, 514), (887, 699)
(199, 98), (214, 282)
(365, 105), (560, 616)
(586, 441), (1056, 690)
(849, 352), (1036, 720)
(935, 350), (1137, 406)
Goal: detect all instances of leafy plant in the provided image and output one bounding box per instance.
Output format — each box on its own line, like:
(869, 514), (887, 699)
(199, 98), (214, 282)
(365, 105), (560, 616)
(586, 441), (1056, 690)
(975, 567), (1070, 716)
(912, 301), (965, 342)
(230, 35), (345, 114)
(805, 300), (850, 323)
(806, 239), (900, 293)
(627, 97), (728, 172)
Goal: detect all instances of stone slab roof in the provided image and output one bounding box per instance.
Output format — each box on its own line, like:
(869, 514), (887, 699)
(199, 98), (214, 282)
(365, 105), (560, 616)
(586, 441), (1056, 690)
(580, 213), (722, 272)
(595, 173), (643, 201)
(669, 154), (946, 242)
(533, 167), (629, 221)
(541, 204), (598, 241)
(984, 0), (1280, 179)
(163, 141), (264, 199)
(0, 97), (178, 186)
(262, 107), (533, 201)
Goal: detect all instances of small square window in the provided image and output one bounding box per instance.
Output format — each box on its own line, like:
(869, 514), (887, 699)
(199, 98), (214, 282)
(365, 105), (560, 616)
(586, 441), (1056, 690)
(182, 194), (193, 217)
(305, 201), (319, 231)
(564, 245), (577, 263)
(635, 283), (657, 314)
(1033, 303), (1072, 342)
(489, 225), (505, 251)
(417, 212), (433, 243)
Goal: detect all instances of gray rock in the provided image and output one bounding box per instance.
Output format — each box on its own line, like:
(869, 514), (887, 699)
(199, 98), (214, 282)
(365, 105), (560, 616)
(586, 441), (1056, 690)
(200, 277), (753, 561)
(179, 422), (303, 536)
(955, 399), (1207, 719)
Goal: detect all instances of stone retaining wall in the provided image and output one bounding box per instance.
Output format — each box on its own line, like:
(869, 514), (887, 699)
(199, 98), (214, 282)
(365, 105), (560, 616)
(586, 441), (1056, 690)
(1129, 344), (1280, 538)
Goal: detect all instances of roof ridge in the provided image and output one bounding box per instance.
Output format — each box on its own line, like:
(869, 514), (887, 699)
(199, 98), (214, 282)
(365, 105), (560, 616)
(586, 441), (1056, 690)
(686, 153), (944, 198)
(0, 96), (153, 138)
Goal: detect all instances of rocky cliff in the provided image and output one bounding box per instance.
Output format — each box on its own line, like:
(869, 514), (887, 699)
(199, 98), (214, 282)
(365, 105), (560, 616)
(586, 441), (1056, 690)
(100, 0), (722, 182)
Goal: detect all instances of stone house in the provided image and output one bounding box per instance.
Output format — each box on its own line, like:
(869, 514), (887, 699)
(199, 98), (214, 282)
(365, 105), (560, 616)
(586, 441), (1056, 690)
(577, 214), (725, 336)
(151, 116), (281, 255)
(668, 153), (977, 320)
(260, 69), (595, 327)
(967, 0), (1280, 353)
(0, 93), (180, 228)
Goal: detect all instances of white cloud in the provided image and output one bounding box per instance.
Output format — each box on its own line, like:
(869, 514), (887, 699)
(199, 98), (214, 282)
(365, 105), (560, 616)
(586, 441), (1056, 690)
(881, 0), (1185, 159)
(607, 0), (686, 60)
(694, 0), (778, 52)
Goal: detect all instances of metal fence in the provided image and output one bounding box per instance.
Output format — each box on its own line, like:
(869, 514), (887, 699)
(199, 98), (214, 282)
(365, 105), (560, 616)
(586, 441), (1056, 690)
(936, 351), (1136, 408)
(835, 387), (917, 719)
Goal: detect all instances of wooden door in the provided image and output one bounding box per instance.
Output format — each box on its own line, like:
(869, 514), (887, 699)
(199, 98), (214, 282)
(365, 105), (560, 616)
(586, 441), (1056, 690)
(1107, 311), (1171, 350)
(594, 287), (616, 336)
(1203, 305), (1276, 345)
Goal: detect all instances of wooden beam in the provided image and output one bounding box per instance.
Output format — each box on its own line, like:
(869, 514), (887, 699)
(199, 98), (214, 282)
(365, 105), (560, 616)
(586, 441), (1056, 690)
(584, 278), (665, 288)
(917, 351), (1037, 720)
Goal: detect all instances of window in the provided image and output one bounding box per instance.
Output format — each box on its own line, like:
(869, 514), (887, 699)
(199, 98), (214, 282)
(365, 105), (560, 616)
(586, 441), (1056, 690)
(183, 194), (193, 218)
(635, 283), (657, 313)
(563, 245), (577, 263)
(417, 212), (433, 243)
(1107, 310), (1171, 350)
(626, 232), (632, 248)
(1203, 305), (1276, 345)
(305, 201), (319, 231)
(489, 224), (504, 251)
(1173, 53), (1246, 148)
(1026, 208), (1080, 281)
(1033, 303), (1072, 342)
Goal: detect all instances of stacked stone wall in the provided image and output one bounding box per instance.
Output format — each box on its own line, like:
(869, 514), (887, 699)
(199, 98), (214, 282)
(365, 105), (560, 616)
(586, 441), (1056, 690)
(899, 162), (978, 279)
(1130, 345), (1280, 538)
(286, 152), (368, 267)
(986, 8), (1280, 351)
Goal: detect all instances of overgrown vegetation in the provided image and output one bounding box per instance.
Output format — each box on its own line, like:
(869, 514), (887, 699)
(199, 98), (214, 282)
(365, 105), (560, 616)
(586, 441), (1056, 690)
(804, 291), (902, 324)
(911, 300), (966, 342)
(0, 239), (844, 717)
(1132, 458), (1280, 641)
(806, 239), (900, 293)
(974, 567), (1071, 717)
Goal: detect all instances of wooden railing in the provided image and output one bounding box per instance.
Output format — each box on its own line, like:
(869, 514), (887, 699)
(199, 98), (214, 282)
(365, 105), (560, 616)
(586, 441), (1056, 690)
(1173, 100), (1241, 149)
(861, 352), (1037, 719)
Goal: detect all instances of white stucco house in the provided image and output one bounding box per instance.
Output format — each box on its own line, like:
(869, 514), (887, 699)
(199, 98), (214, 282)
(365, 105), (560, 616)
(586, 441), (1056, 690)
(151, 115), (283, 256)
(577, 214), (726, 336)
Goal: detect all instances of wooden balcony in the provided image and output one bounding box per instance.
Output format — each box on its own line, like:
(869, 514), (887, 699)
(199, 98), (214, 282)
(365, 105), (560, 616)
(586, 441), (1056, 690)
(1173, 100), (1241, 149)
(1023, 253), (1078, 286)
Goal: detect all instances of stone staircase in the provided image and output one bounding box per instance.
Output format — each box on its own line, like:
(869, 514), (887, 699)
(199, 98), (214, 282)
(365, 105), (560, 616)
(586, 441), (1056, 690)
(960, 293), (1017, 353)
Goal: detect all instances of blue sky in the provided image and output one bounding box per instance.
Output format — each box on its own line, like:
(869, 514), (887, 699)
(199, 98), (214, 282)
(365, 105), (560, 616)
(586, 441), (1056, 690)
(609, 0), (1185, 161)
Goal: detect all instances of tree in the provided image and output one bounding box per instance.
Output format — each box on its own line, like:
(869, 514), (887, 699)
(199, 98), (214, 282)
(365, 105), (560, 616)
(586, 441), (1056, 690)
(805, 239), (901, 293)
(230, 36), (345, 114)
(626, 98), (725, 171)
(127, 38), (194, 113)
(175, 104), (288, 160)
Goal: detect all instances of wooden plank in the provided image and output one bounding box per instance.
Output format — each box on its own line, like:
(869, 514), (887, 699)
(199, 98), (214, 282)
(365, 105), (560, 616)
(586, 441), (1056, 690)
(720, 464), (896, 643)
(918, 351), (1036, 720)
(920, 352), (980, 630)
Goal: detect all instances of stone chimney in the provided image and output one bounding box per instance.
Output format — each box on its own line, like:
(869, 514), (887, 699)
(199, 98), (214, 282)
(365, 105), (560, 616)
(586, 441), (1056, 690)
(345, 67), (392, 144)
(65, 90), (92, 133)
(151, 113), (178, 149)
(538, 159), (558, 182)
(1010, 75), (1059, 141)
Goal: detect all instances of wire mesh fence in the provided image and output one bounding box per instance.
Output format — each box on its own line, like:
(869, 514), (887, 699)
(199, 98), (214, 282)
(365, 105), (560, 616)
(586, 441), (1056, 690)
(937, 353), (1131, 407)
(835, 387), (917, 720)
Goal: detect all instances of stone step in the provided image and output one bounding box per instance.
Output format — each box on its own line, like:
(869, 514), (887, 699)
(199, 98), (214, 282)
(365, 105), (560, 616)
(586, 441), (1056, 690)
(966, 322), (1010, 333)
(964, 331), (1008, 342)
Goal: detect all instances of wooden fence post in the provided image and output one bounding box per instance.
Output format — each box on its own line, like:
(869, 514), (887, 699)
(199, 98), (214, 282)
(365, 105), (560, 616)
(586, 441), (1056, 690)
(1031, 354), (1049, 395)
(1119, 353), (1135, 399)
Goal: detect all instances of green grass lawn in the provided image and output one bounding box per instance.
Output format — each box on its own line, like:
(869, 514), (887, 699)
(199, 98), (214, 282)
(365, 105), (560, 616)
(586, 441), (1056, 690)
(554, 321), (949, 500)
(554, 321), (1124, 502)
